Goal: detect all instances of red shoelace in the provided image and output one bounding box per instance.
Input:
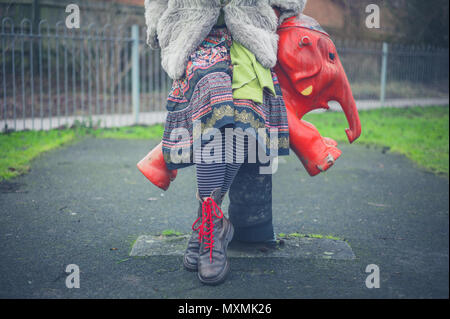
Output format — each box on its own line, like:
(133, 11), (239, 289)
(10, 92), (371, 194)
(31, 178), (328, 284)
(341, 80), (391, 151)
(192, 197), (224, 263)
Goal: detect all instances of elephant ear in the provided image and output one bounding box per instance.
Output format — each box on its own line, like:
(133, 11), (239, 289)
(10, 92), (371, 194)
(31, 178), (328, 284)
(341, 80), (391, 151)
(276, 14), (331, 117)
(277, 26), (322, 84)
(277, 14), (328, 83)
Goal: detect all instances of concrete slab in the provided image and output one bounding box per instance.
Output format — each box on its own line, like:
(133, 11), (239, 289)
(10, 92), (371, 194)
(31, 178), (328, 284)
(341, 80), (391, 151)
(130, 234), (355, 260)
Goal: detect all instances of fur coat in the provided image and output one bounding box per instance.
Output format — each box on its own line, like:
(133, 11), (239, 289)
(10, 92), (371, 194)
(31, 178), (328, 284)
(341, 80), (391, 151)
(144, 0), (307, 80)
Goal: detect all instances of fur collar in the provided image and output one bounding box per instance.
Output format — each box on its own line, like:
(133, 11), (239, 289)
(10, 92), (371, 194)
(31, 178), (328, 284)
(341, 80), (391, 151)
(145, 0), (307, 79)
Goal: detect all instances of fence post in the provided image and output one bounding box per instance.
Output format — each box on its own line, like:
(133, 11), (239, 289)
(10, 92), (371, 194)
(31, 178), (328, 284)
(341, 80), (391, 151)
(380, 42), (388, 106)
(131, 24), (140, 124)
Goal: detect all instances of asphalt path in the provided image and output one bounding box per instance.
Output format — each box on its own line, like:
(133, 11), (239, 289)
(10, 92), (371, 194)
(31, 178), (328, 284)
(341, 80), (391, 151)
(0, 138), (448, 298)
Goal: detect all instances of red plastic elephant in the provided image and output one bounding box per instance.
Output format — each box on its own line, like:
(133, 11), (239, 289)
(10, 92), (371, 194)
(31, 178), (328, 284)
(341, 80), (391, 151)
(274, 15), (361, 176)
(137, 15), (361, 190)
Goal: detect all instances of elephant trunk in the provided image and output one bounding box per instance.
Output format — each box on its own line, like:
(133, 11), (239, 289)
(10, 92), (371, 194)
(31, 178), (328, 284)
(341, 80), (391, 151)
(334, 78), (361, 144)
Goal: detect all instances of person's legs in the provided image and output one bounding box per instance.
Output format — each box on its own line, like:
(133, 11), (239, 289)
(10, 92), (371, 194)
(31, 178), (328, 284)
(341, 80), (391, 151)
(196, 161), (241, 199)
(196, 162), (227, 199)
(221, 126), (249, 196)
(196, 126), (249, 198)
(195, 129), (228, 199)
(194, 158), (234, 285)
(222, 163), (242, 196)
(184, 126), (250, 284)
(184, 134), (228, 272)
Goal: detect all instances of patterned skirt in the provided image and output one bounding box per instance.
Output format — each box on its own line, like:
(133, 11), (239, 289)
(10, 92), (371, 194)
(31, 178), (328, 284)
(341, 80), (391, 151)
(162, 27), (289, 170)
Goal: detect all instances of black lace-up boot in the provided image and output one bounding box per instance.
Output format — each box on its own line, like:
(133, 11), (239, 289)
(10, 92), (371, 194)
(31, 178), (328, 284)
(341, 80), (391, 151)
(196, 188), (234, 285)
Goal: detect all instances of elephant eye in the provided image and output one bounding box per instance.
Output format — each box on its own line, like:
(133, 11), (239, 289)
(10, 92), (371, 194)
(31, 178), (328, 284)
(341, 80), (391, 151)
(329, 52), (336, 61)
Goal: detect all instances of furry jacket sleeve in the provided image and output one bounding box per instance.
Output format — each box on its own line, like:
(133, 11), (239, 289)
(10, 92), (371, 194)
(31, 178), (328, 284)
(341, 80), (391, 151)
(144, 0), (168, 49)
(269, 0), (308, 24)
(145, 0), (307, 80)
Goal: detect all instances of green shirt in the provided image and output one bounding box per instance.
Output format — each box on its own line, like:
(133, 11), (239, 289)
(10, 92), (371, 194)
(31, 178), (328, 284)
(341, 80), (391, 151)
(230, 41), (276, 104)
(216, 11), (276, 104)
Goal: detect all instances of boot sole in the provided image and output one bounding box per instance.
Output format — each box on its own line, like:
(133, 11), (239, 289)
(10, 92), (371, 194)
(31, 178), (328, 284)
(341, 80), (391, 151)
(198, 223), (234, 286)
(183, 256), (198, 272)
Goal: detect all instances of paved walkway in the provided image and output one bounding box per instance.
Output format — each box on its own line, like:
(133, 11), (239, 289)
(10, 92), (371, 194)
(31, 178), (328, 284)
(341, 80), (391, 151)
(2, 98), (448, 131)
(0, 138), (448, 298)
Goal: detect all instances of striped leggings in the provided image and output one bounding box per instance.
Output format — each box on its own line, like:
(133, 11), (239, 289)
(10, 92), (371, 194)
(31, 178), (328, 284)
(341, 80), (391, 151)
(195, 126), (249, 199)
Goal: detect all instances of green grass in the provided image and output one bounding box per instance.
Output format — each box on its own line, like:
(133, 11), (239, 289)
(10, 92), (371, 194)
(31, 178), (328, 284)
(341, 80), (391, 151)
(0, 124), (164, 181)
(160, 229), (183, 237)
(0, 106), (448, 181)
(304, 106), (449, 175)
(87, 124), (164, 140)
(0, 130), (79, 180)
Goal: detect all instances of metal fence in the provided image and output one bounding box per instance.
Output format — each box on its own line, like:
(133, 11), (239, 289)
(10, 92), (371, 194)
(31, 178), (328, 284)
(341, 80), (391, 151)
(335, 39), (449, 102)
(1, 18), (449, 131)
